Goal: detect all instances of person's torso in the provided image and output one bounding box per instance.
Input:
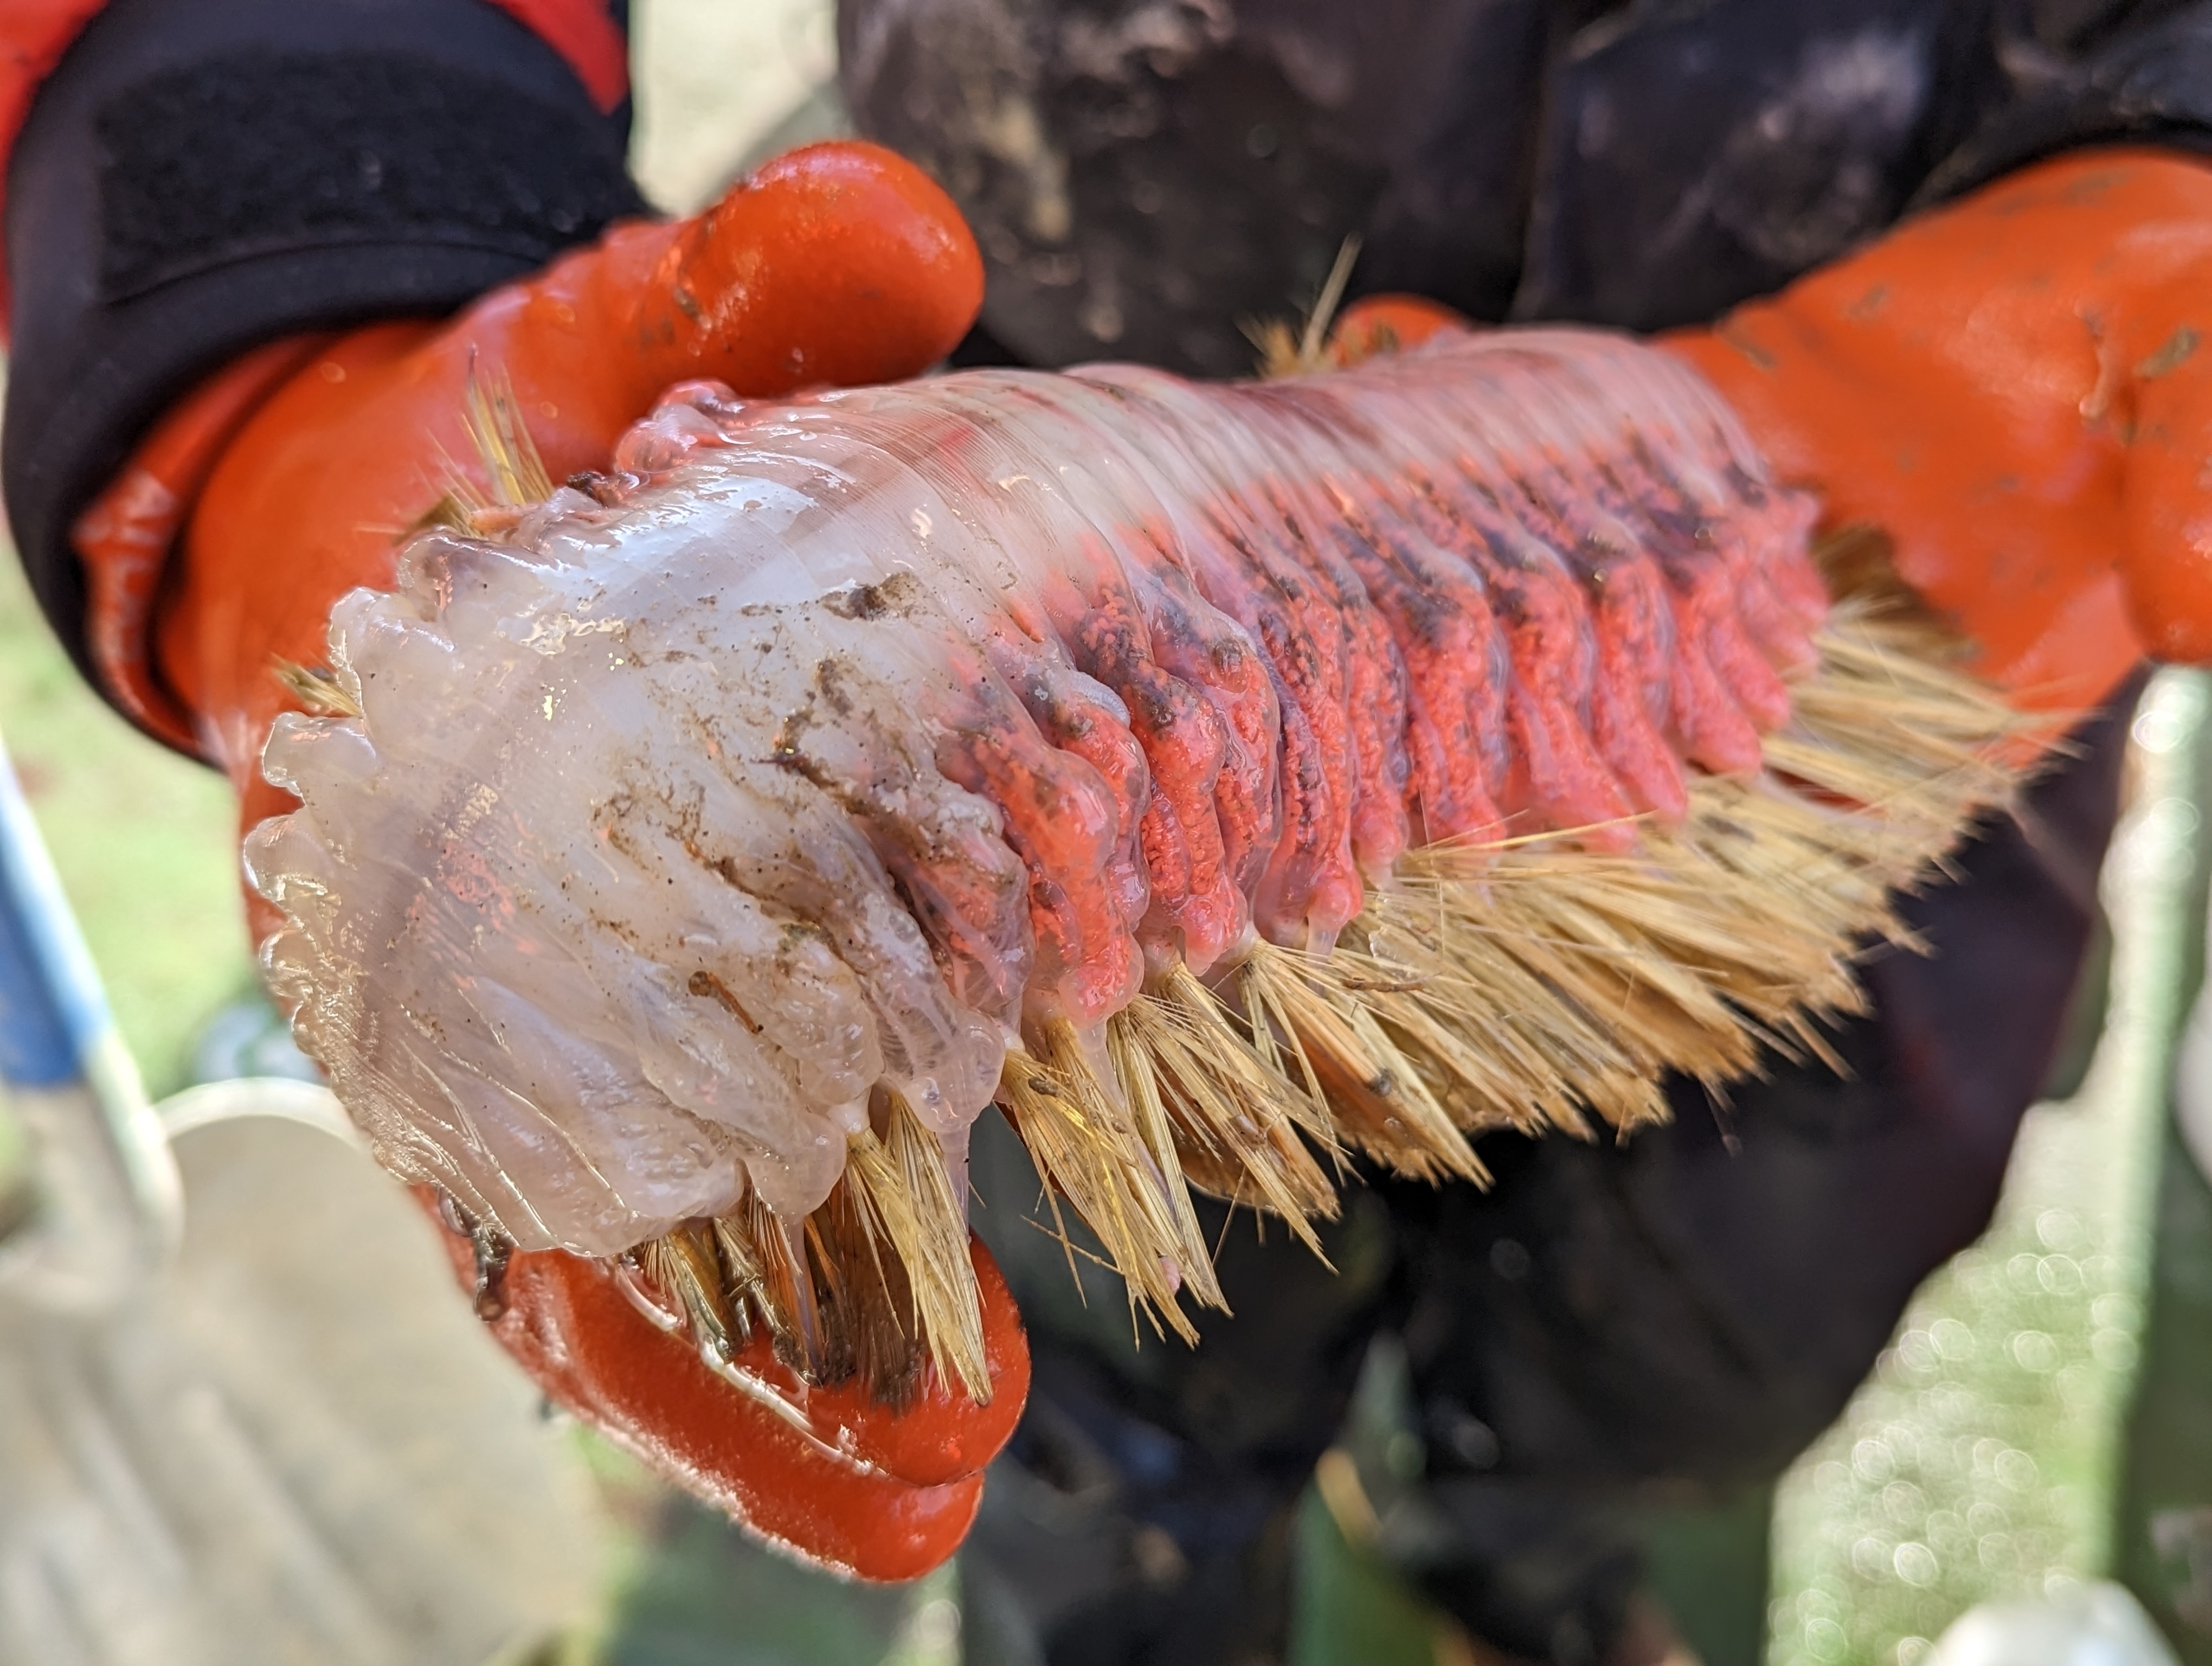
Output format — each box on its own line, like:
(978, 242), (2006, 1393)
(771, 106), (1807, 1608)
(839, 0), (2169, 372)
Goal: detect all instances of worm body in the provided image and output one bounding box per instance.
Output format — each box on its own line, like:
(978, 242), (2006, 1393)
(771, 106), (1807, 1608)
(250, 330), (1823, 1266)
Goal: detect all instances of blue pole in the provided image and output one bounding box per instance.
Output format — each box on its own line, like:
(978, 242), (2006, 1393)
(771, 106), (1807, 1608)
(0, 726), (181, 1302)
(0, 738), (115, 1091)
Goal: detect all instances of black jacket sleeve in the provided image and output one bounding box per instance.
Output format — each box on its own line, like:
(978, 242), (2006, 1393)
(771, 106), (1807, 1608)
(1923, 2), (2212, 203)
(3, 0), (646, 702)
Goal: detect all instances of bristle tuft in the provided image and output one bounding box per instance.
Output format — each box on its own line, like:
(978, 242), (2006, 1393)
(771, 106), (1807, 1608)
(996, 1020), (1212, 1342)
(847, 1095), (992, 1401)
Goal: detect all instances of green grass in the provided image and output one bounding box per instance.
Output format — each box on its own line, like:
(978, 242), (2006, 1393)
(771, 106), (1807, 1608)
(2113, 1124), (2212, 1663)
(1765, 672), (2198, 1666)
(0, 544), (255, 1100)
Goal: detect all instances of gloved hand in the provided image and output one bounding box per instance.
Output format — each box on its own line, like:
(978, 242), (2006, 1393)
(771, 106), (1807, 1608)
(1322, 150), (2212, 710)
(1662, 147), (2212, 708)
(72, 139), (1028, 1580)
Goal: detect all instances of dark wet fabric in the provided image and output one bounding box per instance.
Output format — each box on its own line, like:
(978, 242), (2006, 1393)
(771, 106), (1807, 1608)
(844, 0), (2212, 373)
(837, 5), (2181, 1655)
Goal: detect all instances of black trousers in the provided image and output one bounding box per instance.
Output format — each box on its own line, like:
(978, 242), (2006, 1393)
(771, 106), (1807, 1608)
(960, 684), (2137, 1666)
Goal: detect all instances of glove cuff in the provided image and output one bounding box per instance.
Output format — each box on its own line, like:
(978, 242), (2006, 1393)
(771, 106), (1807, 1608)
(67, 336), (331, 753)
(3, 0), (647, 743)
(1918, 9), (2212, 208)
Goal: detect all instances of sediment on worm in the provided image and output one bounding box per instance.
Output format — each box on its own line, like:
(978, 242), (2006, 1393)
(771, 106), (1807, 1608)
(633, 554), (2053, 1400)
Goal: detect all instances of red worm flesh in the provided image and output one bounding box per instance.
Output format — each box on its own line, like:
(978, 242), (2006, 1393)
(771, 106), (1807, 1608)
(1311, 492), (1509, 845)
(601, 329), (1823, 1013)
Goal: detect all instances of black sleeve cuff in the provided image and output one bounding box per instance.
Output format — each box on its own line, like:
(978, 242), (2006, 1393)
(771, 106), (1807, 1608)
(1917, 3), (2212, 206)
(3, 0), (647, 703)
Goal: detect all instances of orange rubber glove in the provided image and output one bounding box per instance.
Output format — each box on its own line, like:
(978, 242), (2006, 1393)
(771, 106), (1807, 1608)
(1663, 147), (2212, 710)
(71, 139), (1027, 1580)
(1322, 151), (2212, 710)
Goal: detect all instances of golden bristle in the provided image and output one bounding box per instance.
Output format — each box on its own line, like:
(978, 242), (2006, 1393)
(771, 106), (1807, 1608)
(809, 1180), (922, 1405)
(996, 1018), (1212, 1342)
(463, 367), (555, 509)
(1246, 236), (1364, 378)
(427, 363), (558, 539)
(273, 659), (363, 719)
(1241, 944), (1488, 1183)
(640, 1222), (743, 1360)
(728, 1191), (825, 1376)
(1104, 1014), (1230, 1313)
(844, 1095), (992, 1401)
(1111, 970), (1339, 1245)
